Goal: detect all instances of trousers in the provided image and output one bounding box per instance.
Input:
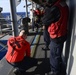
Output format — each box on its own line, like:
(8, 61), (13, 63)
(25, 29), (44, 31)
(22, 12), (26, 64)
(50, 40), (65, 73)
(43, 29), (50, 47)
(9, 56), (37, 71)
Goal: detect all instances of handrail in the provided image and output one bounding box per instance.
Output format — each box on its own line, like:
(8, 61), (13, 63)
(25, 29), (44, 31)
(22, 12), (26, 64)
(0, 30), (13, 39)
(0, 33), (9, 39)
(0, 45), (7, 52)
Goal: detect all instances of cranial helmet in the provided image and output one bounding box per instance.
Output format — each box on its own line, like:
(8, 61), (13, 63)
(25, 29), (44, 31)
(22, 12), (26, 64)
(31, 0), (49, 4)
(39, 0), (61, 6)
(46, 0), (61, 3)
(32, 0), (61, 6)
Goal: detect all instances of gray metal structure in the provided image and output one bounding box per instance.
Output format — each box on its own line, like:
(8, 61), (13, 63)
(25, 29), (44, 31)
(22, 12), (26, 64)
(9, 0), (19, 36)
(0, 0), (76, 75)
(25, 0), (28, 17)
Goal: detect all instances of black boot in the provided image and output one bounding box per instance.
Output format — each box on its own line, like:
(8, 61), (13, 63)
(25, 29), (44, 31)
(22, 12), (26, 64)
(42, 46), (50, 50)
(13, 68), (26, 75)
(49, 71), (60, 75)
(13, 68), (21, 75)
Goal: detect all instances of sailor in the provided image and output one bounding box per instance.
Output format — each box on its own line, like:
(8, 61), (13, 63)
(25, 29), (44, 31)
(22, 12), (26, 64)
(42, 0), (69, 75)
(5, 30), (37, 75)
(39, 0), (69, 75)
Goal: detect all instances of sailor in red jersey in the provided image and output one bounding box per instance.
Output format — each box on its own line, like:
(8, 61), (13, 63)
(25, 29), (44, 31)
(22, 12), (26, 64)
(32, 8), (41, 31)
(5, 30), (37, 75)
(39, 0), (69, 75)
(5, 30), (30, 63)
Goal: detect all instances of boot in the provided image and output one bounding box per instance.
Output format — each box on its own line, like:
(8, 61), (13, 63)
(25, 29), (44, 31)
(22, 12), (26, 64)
(42, 46), (50, 50)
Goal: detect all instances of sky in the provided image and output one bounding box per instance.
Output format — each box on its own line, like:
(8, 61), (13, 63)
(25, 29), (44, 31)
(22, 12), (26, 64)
(0, 0), (31, 13)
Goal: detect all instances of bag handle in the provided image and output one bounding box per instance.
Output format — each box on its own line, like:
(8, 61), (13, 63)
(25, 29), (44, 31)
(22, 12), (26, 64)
(10, 38), (21, 56)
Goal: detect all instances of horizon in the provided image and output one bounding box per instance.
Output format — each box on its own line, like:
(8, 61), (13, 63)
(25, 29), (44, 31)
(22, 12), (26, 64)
(1, 11), (30, 13)
(0, 0), (31, 13)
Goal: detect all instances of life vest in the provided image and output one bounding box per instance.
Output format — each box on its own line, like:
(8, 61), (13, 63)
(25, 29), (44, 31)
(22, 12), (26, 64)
(48, 1), (69, 39)
(5, 36), (30, 63)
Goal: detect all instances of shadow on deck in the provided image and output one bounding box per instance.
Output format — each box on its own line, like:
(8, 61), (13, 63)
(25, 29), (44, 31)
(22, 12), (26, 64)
(9, 58), (51, 75)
